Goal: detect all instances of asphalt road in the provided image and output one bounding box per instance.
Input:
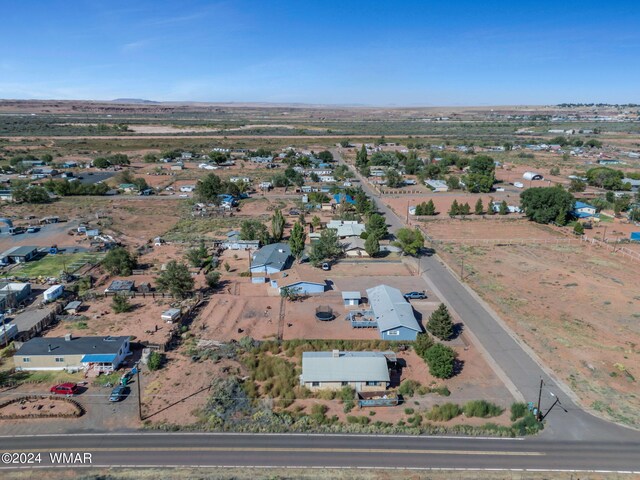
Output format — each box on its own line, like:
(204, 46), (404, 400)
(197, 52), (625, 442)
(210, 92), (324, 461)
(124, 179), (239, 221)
(330, 147), (640, 443)
(0, 433), (638, 472)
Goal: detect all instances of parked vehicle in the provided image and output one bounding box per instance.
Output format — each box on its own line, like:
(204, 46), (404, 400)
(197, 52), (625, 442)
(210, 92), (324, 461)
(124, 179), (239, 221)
(109, 385), (129, 402)
(404, 291), (427, 300)
(26, 226), (40, 233)
(50, 383), (78, 396)
(321, 262), (330, 271)
(514, 182), (524, 188)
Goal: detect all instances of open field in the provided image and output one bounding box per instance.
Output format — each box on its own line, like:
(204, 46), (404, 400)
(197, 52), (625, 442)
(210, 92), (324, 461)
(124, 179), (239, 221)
(435, 235), (640, 428)
(13, 252), (103, 278)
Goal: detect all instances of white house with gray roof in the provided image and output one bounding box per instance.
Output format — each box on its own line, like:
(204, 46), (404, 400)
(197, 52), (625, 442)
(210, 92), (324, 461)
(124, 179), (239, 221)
(250, 243), (292, 275)
(366, 285), (421, 341)
(300, 350), (392, 392)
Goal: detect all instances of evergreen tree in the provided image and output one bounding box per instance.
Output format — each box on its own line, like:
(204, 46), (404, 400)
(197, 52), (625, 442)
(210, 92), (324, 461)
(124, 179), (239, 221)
(427, 303), (455, 340)
(499, 200), (509, 215)
(356, 144), (368, 167)
(474, 198), (484, 215)
(449, 200), (460, 217)
(364, 234), (380, 257)
(460, 202), (471, 215)
(156, 261), (195, 299)
(425, 199), (436, 216)
(271, 209), (285, 242)
(289, 221), (306, 259)
(365, 213), (388, 240)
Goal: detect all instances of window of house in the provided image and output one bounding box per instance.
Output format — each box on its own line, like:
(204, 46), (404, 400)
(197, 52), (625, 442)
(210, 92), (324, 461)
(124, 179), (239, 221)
(386, 330), (400, 336)
(341, 381), (348, 386)
(366, 381), (378, 386)
(311, 382), (320, 387)
(55, 357), (65, 363)
(22, 357), (30, 363)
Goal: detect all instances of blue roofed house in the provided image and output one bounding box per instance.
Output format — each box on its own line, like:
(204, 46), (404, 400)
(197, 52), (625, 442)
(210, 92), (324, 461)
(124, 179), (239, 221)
(366, 285), (422, 341)
(250, 243), (292, 275)
(573, 201), (598, 219)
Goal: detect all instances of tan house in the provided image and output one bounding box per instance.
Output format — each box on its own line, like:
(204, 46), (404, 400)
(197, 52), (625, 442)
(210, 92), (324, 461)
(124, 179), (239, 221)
(300, 350), (392, 392)
(342, 238), (369, 257)
(14, 334), (130, 373)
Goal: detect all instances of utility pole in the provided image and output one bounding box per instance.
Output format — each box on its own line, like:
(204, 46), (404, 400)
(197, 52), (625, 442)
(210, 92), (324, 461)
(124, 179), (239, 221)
(136, 364), (143, 421)
(602, 225), (608, 243)
(540, 392), (568, 421)
(536, 378), (544, 421)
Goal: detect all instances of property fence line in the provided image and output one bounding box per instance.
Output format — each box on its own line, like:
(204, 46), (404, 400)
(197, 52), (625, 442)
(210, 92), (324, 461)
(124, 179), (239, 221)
(425, 237), (580, 246)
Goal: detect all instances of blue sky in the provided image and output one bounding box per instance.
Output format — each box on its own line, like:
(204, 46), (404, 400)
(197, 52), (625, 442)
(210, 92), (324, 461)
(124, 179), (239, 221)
(1, 0), (639, 105)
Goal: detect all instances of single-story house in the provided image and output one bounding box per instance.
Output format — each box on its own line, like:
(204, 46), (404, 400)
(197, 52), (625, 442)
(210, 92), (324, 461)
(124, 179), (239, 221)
(573, 201), (598, 219)
(425, 179), (449, 192)
(275, 279), (326, 295)
(342, 238), (369, 257)
(300, 350), (392, 392)
(623, 178), (640, 192)
(0, 246), (38, 264)
(104, 280), (135, 294)
(250, 243), (292, 275)
(326, 220), (366, 239)
(161, 308), (181, 323)
(14, 334), (130, 373)
(0, 282), (32, 310)
(366, 285), (421, 341)
(342, 291), (362, 306)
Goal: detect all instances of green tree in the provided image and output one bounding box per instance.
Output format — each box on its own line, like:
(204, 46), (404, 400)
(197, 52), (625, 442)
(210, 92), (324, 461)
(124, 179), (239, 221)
(143, 153), (158, 163)
(573, 222), (585, 235)
(356, 144), (368, 168)
(309, 172), (320, 182)
(550, 166), (560, 176)
(364, 234), (380, 257)
(427, 304), (454, 340)
(520, 186), (575, 225)
(465, 155), (496, 193)
(385, 168), (403, 188)
(271, 209), (285, 242)
(424, 199), (436, 216)
(366, 213), (388, 240)
(499, 200), (509, 215)
(102, 247), (136, 276)
(449, 199), (460, 217)
(205, 271), (221, 289)
(309, 228), (342, 266)
(92, 157), (110, 169)
(413, 333), (435, 358)
(289, 221), (306, 259)
(568, 178), (586, 192)
(156, 260), (195, 299)
(317, 150), (334, 162)
(186, 240), (208, 268)
(392, 227), (424, 256)
(586, 167), (626, 190)
(474, 198), (484, 215)
(111, 294), (132, 314)
(195, 173), (224, 204)
(311, 216), (321, 229)
(240, 220), (270, 245)
(424, 344), (456, 379)
(460, 202), (471, 216)
(147, 351), (164, 371)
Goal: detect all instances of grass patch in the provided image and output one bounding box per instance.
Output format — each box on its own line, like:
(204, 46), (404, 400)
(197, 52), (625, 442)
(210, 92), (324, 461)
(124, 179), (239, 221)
(14, 252), (104, 278)
(92, 371), (122, 386)
(426, 403), (462, 421)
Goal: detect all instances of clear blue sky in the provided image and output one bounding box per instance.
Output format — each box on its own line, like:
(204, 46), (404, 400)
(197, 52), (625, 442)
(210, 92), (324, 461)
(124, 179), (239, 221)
(1, 0), (639, 105)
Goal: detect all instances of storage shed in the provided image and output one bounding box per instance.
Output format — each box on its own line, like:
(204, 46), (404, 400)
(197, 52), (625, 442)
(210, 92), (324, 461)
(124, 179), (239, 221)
(523, 171), (544, 181)
(342, 291), (362, 306)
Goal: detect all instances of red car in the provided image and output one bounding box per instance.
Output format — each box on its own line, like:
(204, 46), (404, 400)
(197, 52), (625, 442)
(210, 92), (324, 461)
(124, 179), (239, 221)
(50, 383), (79, 396)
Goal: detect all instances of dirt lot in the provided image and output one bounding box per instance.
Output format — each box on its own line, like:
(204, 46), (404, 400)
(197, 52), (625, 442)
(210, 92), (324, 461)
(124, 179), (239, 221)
(420, 217), (565, 242)
(435, 225), (640, 428)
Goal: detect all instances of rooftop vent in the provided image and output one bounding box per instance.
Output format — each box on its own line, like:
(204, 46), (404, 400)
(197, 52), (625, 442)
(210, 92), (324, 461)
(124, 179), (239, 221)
(64, 334), (72, 342)
(332, 349), (340, 358)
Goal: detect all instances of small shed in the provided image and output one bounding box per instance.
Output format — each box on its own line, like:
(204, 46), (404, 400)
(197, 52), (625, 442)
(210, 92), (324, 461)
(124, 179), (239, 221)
(161, 308), (181, 323)
(64, 301), (83, 315)
(104, 280), (135, 294)
(138, 282), (151, 293)
(342, 291), (362, 306)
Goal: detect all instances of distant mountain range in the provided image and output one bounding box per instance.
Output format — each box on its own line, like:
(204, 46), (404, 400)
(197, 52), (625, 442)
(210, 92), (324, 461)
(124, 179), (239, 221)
(110, 98), (159, 104)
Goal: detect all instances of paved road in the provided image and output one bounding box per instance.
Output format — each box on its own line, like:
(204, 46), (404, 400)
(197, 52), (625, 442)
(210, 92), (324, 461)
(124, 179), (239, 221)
(0, 433), (638, 472)
(331, 147), (640, 443)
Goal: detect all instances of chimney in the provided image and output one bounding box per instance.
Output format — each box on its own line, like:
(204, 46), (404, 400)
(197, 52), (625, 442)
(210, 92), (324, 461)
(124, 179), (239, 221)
(332, 349), (340, 358)
(64, 333), (72, 341)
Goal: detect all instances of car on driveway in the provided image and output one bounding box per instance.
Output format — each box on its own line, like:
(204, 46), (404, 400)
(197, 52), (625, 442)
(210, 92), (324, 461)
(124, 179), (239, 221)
(404, 291), (427, 300)
(50, 383), (79, 396)
(321, 262), (330, 271)
(109, 385), (129, 402)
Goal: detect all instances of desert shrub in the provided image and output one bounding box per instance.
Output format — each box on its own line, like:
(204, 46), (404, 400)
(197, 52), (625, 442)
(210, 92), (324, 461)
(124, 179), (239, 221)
(111, 294), (132, 314)
(404, 408), (415, 415)
(398, 379), (422, 397)
(310, 404), (329, 424)
(204, 377), (253, 424)
(340, 386), (355, 413)
(346, 416), (370, 425)
(147, 351), (164, 371)
(426, 403), (461, 421)
(316, 389), (337, 400)
(424, 343), (456, 379)
(407, 413), (423, 426)
(511, 412), (543, 436)
(463, 400), (504, 418)
(510, 402), (528, 421)
(432, 385), (451, 397)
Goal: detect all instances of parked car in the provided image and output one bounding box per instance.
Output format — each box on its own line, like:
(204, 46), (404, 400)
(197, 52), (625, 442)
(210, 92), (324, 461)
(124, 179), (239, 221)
(109, 385), (129, 402)
(513, 182), (524, 188)
(321, 262), (330, 271)
(50, 383), (79, 396)
(26, 226), (40, 233)
(404, 291), (427, 300)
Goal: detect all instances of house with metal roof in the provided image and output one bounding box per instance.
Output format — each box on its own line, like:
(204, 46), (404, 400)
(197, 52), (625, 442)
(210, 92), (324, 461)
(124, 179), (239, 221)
(326, 220), (366, 239)
(250, 243), (292, 275)
(300, 350), (393, 392)
(572, 201), (598, 219)
(0, 246), (38, 263)
(425, 179), (449, 192)
(366, 285), (422, 341)
(14, 334), (130, 373)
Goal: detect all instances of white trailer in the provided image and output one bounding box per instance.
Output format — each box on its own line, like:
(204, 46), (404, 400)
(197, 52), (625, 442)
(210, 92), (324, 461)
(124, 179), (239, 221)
(43, 284), (64, 303)
(0, 323), (18, 345)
